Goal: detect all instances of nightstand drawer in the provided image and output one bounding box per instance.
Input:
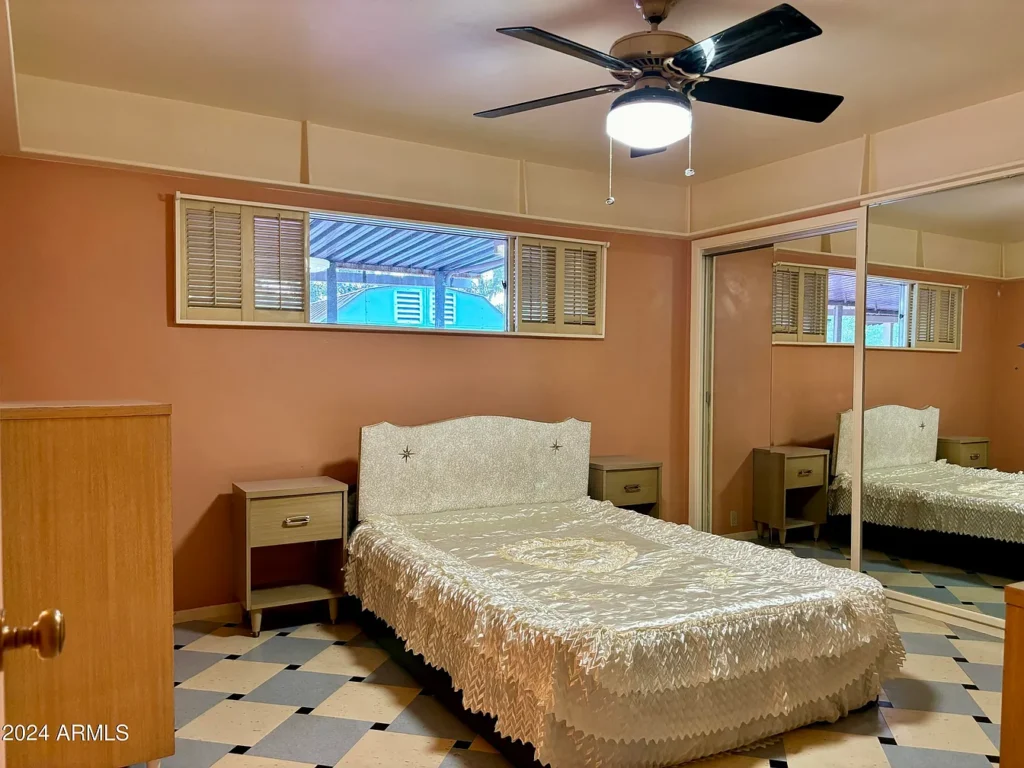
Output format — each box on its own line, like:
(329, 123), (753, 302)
(785, 456), (825, 489)
(938, 438), (989, 469)
(955, 443), (988, 468)
(250, 493), (343, 547)
(604, 469), (659, 507)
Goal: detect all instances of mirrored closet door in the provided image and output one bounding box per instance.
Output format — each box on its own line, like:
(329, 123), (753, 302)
(708, 225), (860, 570)
(856, 176), (1024, 623)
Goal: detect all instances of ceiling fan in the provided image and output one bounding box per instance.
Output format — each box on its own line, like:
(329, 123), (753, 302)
(475, 0), (843, 159)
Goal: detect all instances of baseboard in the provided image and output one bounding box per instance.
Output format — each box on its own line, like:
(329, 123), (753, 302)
(173, 601), (242, 625)
(721, 530), (759, 541)
(886, 591), (1004, 639)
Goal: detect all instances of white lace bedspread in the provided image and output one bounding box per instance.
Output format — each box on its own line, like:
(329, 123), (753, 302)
(347, 498), (904, 767)
(831, 461), (1024, 544)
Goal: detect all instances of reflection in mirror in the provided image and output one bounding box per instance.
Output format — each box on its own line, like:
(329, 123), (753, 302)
(853, 175), (1024, 620)
(709, 236), (856, 571)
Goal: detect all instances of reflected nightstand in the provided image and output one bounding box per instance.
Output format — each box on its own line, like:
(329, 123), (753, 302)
(752, 446), (829, 545)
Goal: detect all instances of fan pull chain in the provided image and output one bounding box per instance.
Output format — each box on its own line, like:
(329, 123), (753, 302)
(605, 136), (616, 205)
(685, 104), (696, 177)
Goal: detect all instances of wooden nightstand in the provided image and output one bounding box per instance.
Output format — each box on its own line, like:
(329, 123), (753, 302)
(589, 456), (662, 518)
(937, 436), (989, 469)
(752, 446), (829, 545)
(233, 476), (348, 636)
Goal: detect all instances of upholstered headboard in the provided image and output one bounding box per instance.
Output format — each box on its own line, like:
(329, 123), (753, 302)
(357, 416), (591, 518)
(833, 405), (939, 476)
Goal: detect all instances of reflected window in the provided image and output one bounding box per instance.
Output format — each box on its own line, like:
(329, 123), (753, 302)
(772, 262), (962, 350)
(826, 269), (908, 347)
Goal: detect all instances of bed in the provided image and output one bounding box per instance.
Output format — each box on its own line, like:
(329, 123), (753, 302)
(347, 416), (903, 767)
(830, 404), (1024, 544)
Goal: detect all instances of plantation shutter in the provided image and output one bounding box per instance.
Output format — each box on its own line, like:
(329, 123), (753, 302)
(181, 201), (243, 321)
(910, 283), (961, 350)
(772, 265), (800, 339)
(179, 198), (309, 324)
(910, 285), (935, 345)
(251, 208), (308, 322)
(516, 237), (605, 335)
(772, 264), (825, 342)
(518, 239), (557, 325)
(563, 246), (599, 326)
(799, 267), (828, 343)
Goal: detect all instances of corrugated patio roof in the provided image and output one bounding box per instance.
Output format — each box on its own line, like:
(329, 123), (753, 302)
(828, 269), (903, 313)
(310, 217), (505, 275)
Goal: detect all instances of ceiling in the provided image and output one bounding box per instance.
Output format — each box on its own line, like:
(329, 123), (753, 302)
(871, 174), (1024, 243)
(11, 0), (1024, 186)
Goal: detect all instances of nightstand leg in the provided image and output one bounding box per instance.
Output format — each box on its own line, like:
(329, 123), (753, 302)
(755, 522), (764, 538)
(813, 524), (821, 542)
(250, 609), (262, 637)
(779, 528), (787, 546)
(327, 597), (339, 624)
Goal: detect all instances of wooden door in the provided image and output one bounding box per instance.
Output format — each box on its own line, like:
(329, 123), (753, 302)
(0, 403), (174, 767)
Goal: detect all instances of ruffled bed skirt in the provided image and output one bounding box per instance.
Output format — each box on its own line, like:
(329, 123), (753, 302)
(831, 466), (1024, 544)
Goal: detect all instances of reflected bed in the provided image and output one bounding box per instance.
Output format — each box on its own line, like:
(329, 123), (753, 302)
(830, 405), (1024, 544)
(348, 416), (903, 767)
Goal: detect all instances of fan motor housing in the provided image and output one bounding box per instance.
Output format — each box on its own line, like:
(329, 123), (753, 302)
(609, 30), (695, 82)
(634, 0), (680, 25)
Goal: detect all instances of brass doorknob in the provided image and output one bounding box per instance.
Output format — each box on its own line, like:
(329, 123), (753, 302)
(0, 609), (65, 660)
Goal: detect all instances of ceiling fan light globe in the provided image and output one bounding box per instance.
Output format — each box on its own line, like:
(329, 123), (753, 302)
(605, 89), (691, 150)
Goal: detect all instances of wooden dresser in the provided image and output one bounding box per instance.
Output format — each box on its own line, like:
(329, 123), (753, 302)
(0, 402), (174, 767)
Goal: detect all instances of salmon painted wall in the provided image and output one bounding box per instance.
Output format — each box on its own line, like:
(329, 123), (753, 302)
(0, 157), (690, 610)
(990, 280), (1024, 471)
(711, 249), (773, 535)
(712, 248), (1006, 534)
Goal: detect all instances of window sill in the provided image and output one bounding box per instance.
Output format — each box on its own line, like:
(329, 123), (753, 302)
(175, 317), (605, 340)
(771, 341), (960, 353)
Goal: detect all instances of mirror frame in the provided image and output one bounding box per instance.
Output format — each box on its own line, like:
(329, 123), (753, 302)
(688, 208), (869, 574)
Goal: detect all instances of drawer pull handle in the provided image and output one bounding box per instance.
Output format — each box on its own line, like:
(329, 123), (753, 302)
(797, 469), (813, 477)
(283, 516), (311, 527)
(970, 453), (981, 461)
(623, 484), (642, 493)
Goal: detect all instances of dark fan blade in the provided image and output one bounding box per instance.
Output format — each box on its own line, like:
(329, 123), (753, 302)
(669, 4), (821, 75)
(689, 77), (842, 122)
(498, 27), (637, 73)
(475, 84), (626, 118)
(630, 146), (667, 158)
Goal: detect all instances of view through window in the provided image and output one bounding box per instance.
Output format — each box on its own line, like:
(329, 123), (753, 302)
(308, 215), (508, 332)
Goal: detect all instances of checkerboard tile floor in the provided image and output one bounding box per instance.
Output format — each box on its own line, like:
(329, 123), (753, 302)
(751, 537), (1010, 619)
(167, 609), (1002, 767)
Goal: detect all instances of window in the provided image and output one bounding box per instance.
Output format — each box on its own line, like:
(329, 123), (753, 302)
(178, 195), (606, 337)
(772, 262), (962, 350)
(309, 215), (508, 332)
